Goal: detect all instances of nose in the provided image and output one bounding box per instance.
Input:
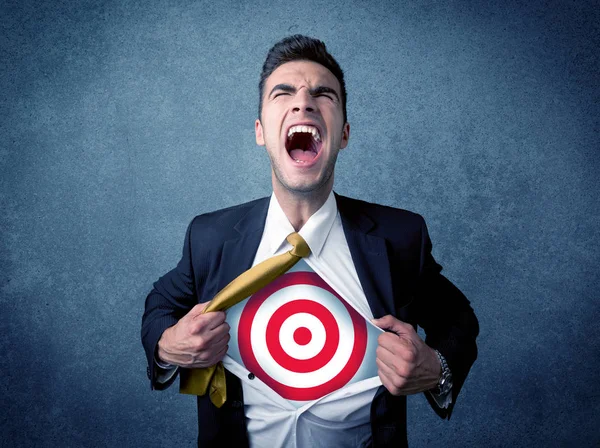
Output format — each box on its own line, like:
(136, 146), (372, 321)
(291, 88), (317, 114)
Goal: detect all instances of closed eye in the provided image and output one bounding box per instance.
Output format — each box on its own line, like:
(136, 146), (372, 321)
(315, 93), (334, 100)
(274, 92), (332, 100)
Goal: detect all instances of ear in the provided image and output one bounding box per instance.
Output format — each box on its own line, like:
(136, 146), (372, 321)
(340, 122), (350, 149)
(255, 119), (265, 146)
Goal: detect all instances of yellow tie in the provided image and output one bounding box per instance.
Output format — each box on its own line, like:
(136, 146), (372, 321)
(179, 232), (311, 407)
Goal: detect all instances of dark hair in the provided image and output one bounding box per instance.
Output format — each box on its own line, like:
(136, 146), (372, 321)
(258, 34), (347, 123)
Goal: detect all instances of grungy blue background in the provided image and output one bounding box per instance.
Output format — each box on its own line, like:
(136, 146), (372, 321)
(1, 0), (598, 447)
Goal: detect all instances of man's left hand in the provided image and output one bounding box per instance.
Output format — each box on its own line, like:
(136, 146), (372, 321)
(372, 315), (441, 396)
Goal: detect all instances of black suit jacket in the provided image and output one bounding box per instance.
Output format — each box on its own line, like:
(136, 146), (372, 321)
(141, 192), (479, 447)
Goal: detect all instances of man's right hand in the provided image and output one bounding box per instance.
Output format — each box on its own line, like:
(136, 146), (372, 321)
(156, 302), (230, 368)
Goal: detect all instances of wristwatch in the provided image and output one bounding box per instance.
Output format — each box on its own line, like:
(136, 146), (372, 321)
(432, 349), (453, 395)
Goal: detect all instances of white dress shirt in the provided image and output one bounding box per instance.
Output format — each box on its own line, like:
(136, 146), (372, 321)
(155, 190), (451, 447)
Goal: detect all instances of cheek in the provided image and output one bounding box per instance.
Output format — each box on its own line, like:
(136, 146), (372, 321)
(262, 113), (283, 140)
(323, 109), (344, 128)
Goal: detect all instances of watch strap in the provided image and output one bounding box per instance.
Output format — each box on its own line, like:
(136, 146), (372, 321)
(433, 349), (452, 395)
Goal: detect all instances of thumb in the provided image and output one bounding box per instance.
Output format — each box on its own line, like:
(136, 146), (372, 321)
(188, 301), (211, 317)
(371, 315), (413, 336)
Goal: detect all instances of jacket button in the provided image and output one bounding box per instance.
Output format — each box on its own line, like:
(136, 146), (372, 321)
(147, 366), (151, 379)
(231, 400), (242, 408)
(248, 373), (255, 380)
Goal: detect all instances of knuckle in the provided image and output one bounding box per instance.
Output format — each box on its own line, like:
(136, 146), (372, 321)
(194, 337), (207, 351)
(190, 304), (206, 316)
(403, 348), (416, 363)
(192, 303), (204, 311)
(189, 319), (205, 334)
(195, 351), (207, 363)
(398, 364), (410, 378)
(378, 333), (391, 345)
(393, 361), (405, 376)
(393, 377), (405, 390)
(212, 311), (226, 323)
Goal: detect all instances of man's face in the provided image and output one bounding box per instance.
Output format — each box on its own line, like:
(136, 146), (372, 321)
(255, 60), (350, 195)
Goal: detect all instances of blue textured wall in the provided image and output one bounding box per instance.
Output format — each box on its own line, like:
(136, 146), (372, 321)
(1, 0), (598, 446)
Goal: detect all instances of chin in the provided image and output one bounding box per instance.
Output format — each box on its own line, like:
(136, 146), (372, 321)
(279, 172), (333, 195)
(282, 181), (321, 194)
(270, 152), (334, 195)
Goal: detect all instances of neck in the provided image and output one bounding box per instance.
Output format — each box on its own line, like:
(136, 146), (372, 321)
(272, 180), (333, 232)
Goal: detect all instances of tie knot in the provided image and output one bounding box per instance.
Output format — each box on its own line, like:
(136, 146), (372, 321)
(287, 232), (311, 258)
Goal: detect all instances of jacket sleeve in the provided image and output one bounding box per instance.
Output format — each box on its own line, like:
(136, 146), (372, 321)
(414, 216), (479, 419)
(140, 217), (200, 390)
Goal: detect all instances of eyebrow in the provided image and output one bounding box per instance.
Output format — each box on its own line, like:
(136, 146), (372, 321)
(269, 84), (340, 101)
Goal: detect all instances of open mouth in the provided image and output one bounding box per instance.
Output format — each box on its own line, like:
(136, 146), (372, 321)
(285, 125), (322, 164)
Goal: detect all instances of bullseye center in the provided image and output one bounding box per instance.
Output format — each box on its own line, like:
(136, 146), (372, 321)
(293, 326), (312, 345)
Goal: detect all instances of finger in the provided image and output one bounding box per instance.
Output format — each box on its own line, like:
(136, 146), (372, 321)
(208, 321), (230, 340)
(203, 344), (229, 367)
(196, 310), (227, 330)
(377, 358), (421, 395)
(371, 315), (414, 336)
(189, 302), (210, 317)
(195, 321), (230, 344)
(377, 331), (413, 354)
(188, 315), (227, 338)
(188, 331), (229, 361)
(378, 370), (395, 395)
(213, 345), (229, 365)
(195, 336), (229, 363)
(214, 331), (231, 347)
(377, 359), (406, 396)
(376, 347), (415, 378)
(376, 356), (396, 378)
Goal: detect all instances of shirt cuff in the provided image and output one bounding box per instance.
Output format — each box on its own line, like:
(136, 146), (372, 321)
(154, 354), (179, 383)
(154, 354), (173, 370)
(428, 385), (452, 409)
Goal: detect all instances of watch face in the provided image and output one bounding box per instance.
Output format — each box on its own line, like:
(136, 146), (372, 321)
(440, 373), (452, 394)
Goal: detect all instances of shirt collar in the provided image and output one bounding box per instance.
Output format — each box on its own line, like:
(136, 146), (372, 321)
(264, 190), (338, 258)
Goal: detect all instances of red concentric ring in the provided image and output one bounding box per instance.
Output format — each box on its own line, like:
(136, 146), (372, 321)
(265, 299), (339, 373)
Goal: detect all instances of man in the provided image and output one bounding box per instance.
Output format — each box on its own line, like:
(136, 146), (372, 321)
(141, 35), (478, 447)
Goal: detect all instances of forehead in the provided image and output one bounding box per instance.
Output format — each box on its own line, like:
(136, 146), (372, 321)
(265, 60), (341, 93)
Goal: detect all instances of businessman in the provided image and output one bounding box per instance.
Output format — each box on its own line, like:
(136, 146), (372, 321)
(141, 34), (479, 447)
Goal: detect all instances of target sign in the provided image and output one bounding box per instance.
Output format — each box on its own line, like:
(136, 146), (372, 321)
(224, 261), (380, 403)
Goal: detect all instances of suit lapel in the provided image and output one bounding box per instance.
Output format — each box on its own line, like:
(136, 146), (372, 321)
(335, 193), (395, 319)
(218, 197), (270, 290)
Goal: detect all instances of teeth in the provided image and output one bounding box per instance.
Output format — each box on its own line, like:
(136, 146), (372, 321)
(287, 125), (321, 142)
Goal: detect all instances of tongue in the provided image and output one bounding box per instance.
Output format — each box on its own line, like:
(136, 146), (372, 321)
(289, 149), (316, 162)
